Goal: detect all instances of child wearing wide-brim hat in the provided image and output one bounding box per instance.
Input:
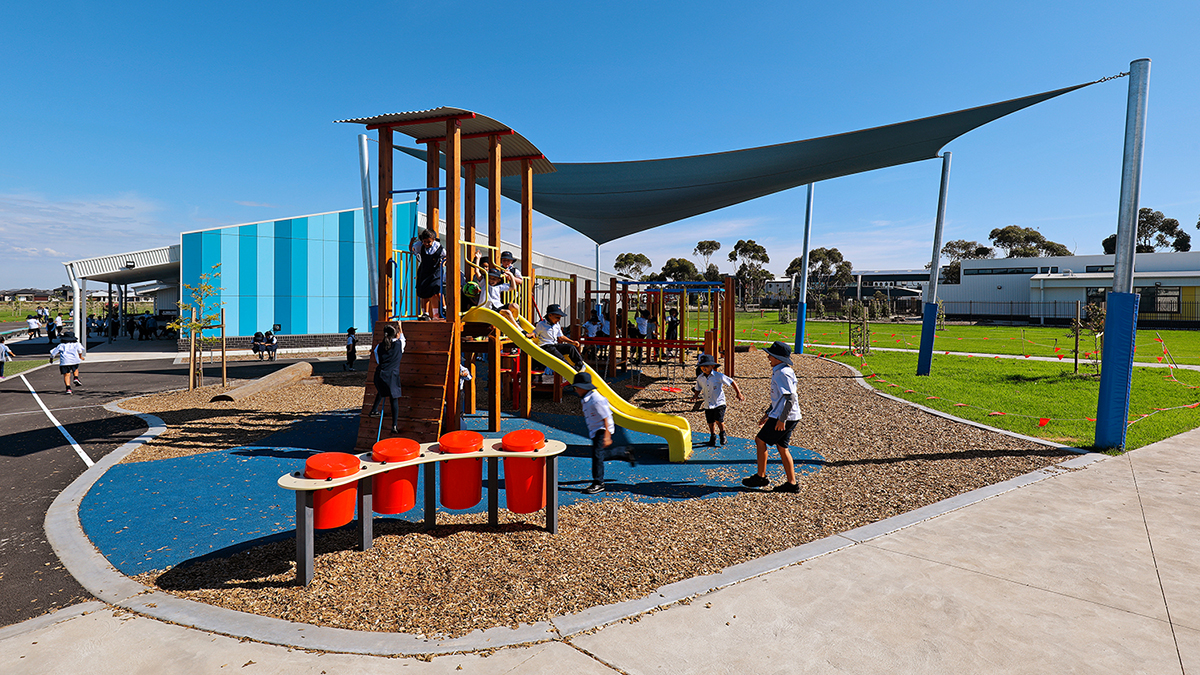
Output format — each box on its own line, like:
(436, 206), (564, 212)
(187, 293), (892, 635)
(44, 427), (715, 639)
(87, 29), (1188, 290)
(690, 353), (744, 447)
(344, 327), (358, 371)
(566, 371), (635, 495)
(742, 341), (803, 493)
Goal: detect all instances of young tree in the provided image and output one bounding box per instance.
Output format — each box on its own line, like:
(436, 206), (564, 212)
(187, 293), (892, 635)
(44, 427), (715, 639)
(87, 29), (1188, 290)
(988, 225), (1071, 258)
(693, 240), (721, 269)
(1102, 208), (1191, 254)
(936, 239), (994, 284)
(660, 257), (701, 282)
(728, 240), (770, 308)
(614, 252), (652, 278)
(169, 264), (224, 388)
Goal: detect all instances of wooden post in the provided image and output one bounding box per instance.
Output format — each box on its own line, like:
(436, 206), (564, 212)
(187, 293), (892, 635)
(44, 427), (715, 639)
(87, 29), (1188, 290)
(621, 282), (630, 372)
(519, 158), (533, 418)
(444, 120), (462, 432)
(377, 127), (394, 317)
(426, 140), (440, 236)
(464, 164), (476, 264)
(570, 274), (579, 340)
(220, 308), (227, 387)
(724, 276), (736, 376)
(487, 133), (503, 428)
(608, 276), (618, 379)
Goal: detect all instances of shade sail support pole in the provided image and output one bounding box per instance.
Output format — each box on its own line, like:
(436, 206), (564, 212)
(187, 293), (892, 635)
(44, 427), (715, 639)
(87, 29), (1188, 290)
(917, 151), (952, 376)
(1096, 58), (1151, 451)
(358, 135), (378, 318)
(794, 183), (814, 354)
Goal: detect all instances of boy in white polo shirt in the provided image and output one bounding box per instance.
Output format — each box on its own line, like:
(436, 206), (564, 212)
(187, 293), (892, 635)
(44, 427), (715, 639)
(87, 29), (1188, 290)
(742, 341), (803, 493)
(568, 371), (635, 495)
(49, 332), (86, 394)
(691, 353), (744, 447)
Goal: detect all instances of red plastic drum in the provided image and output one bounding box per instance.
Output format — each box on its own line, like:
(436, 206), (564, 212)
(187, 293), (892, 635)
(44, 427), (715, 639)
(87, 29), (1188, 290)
(502, 430), (546, 514)
(371, 437), (421, 515)
(438, 431), (483, 509)
(304, 452), (360, 529)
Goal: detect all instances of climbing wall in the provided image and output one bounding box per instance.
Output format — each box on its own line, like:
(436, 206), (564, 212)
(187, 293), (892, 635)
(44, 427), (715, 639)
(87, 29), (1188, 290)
(355, 320), (453, 451)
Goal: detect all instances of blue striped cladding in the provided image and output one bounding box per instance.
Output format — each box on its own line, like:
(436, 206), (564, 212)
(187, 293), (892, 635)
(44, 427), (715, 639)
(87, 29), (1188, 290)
(219, 231), (239, 336)
(239, 226), (258, 335)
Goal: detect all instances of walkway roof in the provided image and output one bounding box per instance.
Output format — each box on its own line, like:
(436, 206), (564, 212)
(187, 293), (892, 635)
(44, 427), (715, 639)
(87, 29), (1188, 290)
(401, 80), (1103, 245)
(335, 107), (555, 177)
(64, 245), (180, 286)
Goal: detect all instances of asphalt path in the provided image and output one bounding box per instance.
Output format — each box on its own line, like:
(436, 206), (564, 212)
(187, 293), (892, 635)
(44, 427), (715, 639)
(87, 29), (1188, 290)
(0, 354), (350, 628)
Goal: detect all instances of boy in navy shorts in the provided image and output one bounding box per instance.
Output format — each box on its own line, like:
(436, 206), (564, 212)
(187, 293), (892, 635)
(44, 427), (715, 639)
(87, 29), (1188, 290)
(743, 341), (802, 493)
(691, 353), (744, 446)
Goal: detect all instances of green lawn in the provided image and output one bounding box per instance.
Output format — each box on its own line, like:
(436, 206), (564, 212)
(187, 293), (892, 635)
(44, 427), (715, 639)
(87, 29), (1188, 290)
(825, 349), (1200, 451)
(2, 359), (47, 379)
(687, 311), (1200, 366)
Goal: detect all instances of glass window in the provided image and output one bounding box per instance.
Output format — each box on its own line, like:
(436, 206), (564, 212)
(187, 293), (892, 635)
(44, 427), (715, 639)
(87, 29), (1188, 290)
(1135, 286), (1181, 314)
(1086, 265), (1114, 273)
(1085, 287), (1107, 305)
(1051, 267), (1059, 273)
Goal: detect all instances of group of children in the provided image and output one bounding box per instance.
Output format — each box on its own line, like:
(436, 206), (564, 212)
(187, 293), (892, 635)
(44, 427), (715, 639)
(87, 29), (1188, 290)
(568, 339), (803, 495)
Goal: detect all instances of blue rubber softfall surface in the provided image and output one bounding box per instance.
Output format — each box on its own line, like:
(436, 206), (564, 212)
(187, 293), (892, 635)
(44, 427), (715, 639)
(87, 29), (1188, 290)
(80, 410), (823, 575)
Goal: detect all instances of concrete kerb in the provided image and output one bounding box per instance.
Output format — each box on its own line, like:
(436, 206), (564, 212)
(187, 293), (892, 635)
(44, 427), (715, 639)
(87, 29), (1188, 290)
(0, 601), (108, 642)
(44, 387), (1112, 657)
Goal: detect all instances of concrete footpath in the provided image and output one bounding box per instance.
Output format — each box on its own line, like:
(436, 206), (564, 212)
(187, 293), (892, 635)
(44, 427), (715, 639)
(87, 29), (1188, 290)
(1, 429), (1196, 674)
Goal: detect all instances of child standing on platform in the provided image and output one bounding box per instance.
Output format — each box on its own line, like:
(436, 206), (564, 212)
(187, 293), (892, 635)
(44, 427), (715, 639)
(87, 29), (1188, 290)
(691, 353), (744, 447)
(742, 341), (803, 493)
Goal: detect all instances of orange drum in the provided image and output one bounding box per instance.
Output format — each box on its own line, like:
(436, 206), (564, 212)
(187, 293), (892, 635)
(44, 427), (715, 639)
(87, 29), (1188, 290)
(371, 438), (421, 514)
(304, 452), (360, 529)
(438, 430), (484, 509)
(501, 429), (546, 514)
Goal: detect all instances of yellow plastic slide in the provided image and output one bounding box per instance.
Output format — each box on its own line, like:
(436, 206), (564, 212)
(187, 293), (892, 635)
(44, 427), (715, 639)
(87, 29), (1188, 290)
(463, 306), (693, 461)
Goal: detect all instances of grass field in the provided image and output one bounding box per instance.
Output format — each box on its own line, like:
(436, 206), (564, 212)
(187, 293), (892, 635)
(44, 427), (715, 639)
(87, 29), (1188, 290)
(824, 350), (1200, 451)
(1, 359), (47, 380)
(684, 311), (1200, 366)
(0, 301), (154, 325)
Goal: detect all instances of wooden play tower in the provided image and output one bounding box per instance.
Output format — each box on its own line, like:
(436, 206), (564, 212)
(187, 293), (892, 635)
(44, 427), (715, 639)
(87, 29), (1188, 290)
(338, 108), (555, 451)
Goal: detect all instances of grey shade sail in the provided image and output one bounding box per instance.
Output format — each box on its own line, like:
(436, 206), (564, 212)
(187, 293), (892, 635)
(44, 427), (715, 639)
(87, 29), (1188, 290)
(400, 81), (1095, 245)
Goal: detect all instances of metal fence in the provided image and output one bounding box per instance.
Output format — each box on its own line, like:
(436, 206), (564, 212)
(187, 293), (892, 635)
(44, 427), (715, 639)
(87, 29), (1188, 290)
(939, 300), (1200, 327)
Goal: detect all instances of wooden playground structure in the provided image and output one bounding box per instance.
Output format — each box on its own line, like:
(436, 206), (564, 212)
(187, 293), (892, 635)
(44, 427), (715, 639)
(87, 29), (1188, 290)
(339, 108), (732, 461)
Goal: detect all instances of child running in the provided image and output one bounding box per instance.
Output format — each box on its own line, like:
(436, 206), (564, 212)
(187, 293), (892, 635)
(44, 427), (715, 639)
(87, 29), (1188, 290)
(0, 336), (13, 380)
(568, 371), (635, 495)
(742, 341), (803, 493)
(49, 332), (86, 394)
(691, 353), (744, 446)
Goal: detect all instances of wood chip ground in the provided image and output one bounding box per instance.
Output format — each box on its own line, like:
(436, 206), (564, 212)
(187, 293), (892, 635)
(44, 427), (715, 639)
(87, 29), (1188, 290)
(125, 352), (1073, 639)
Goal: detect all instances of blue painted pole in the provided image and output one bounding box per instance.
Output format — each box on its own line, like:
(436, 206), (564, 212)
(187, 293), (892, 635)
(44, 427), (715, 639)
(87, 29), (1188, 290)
(794, 184), (814, 354)
(1096, 58), (1151, 450)
(917, 152), (952, 376)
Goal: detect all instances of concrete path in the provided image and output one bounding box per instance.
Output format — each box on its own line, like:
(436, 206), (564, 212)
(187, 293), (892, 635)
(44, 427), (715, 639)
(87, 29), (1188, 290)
(2, 426), (1196, 673)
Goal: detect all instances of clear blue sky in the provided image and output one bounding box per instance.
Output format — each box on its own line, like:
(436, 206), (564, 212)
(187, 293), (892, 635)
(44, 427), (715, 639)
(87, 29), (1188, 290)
(2, 1), (1198, 289)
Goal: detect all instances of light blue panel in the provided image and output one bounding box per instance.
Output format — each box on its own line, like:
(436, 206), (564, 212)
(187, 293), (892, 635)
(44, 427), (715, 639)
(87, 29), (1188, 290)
(353, 295), (369, 333)
(222, 293), (239, 337)
(322, 241), (339, 298)
(238, 227), (258, 336)
(323, 297), (340, 333)
(220, 230), (240, 300)
(256, 229), (274, 299)
(256, 220), (274, 240)
(322, 213), (339, 242)
(352, 226), (366, 300)
(256, 296), (273, 333)
(307, 297), (323, 334)
(291, 296), (306, 334)
(307, 235), (322, 303)
(353, 209), (365, 243)
(290, 216), (308, 241)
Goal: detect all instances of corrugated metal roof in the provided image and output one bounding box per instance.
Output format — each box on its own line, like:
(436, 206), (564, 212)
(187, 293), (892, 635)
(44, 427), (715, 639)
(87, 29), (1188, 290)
(335, 107), (555, 177)
(64, 244), (180, 284)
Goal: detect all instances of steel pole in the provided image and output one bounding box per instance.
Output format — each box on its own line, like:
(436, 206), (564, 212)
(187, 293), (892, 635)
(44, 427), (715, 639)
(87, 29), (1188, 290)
(794, 184), (814, 354)
(358, 134), (378, 319)
(917, 152), (952, 376)
(1096, 58), (1151, 450)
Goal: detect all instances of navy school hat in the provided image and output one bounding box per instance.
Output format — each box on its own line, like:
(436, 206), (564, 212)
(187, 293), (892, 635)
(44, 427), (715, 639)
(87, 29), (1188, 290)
(762, 340), (793, 361)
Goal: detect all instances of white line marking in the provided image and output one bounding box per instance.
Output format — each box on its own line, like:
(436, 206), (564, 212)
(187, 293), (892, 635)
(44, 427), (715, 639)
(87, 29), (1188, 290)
(20, 374), (93, 467)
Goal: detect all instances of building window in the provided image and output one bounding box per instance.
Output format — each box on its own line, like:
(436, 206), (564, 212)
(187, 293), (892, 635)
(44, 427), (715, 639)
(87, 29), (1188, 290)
(1085, 287), (1107, 305)
(1135, 286), (1181, 314)
(963, 267), (1038, 276)
(1051, 267), (1059, 273)
(1086, 265), (1114, 273)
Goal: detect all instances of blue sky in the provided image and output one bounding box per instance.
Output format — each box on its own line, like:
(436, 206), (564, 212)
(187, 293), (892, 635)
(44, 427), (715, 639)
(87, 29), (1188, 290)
(2, 1), (1198, 289)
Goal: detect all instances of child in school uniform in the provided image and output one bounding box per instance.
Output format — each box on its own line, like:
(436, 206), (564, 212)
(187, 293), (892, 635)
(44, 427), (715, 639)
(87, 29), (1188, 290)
(691, 353), (744, 447)
(0, 336), (13, 380)
(742, 341), (803, 493)
(344, 327), (358, 371)
(49, 332), (86, 394)
(568, 371), (635, 495)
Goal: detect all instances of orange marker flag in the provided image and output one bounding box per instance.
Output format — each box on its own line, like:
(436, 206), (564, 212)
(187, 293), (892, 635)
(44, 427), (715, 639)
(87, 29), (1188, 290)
(904, 389), (915, 393)
(1157, 356), (1164, 363)
(1085, 417), (1096, 421)
(1038, 418), (1050, 427)
(1054, 347), (1061, 353)
(945, 351), (950, 355)
(1058, 355), (1064, 360)
(988, 411), (1006, 416)
(954, 403), (968, 407)
(1024, 355), (1030, 358)
(926, 396), (939, 400)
